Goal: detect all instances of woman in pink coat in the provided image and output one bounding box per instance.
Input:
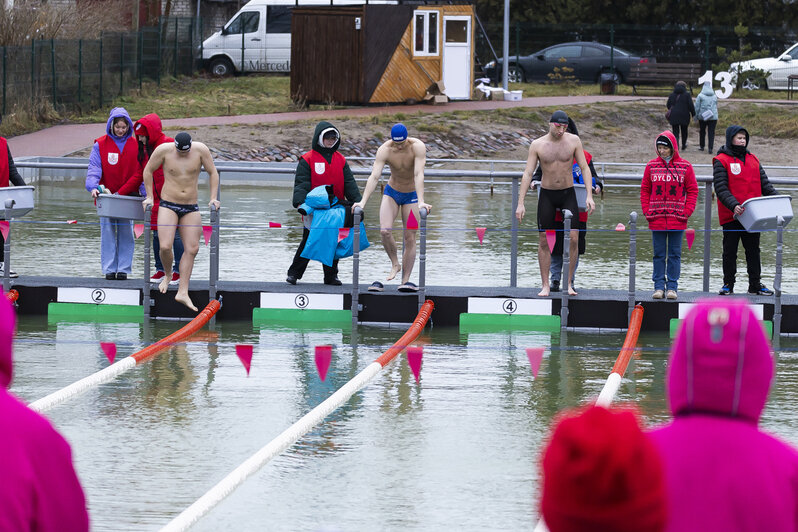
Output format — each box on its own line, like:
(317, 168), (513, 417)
(0, 295), (89, 531)
(649, 298), (798, 531)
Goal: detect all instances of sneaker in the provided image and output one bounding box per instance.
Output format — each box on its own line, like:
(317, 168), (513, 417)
(106, 273), (116, 280)
(324, 277), (343, 286)
(286, 275), (297, 285)
(116, 272), (127, 281)
(150, 270), (166, 282)
(0, 266), (18, 278)
(666, 289), (678, 300)
(550, 280), (561, 292)
(652, 289), (664, 299)
(748, 283), (774, 296)
(169, 272), (180, 285)
(718, 284), (734, 295)
(698, 147), (704, 151)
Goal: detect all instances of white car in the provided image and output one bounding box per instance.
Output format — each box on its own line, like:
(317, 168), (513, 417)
(731, 42), (798, 90)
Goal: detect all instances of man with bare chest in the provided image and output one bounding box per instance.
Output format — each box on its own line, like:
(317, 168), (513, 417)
(353, 123), (431, 292)
(516, 111), (595, 296)
(142, 132), (220, 311)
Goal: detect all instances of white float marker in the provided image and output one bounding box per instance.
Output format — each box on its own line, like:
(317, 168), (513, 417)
(315, 345), (332, 382)
(615, 222), (626, 231)
(407, 346), (423, 382)
(235, 345), (253, 376)
(526, 347), (544, 378)
(100, 342), (117, 364)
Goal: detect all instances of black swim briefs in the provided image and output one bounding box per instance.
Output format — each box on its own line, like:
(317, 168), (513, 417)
(537, 187), (579, 231)
(160, 199), (199, 218)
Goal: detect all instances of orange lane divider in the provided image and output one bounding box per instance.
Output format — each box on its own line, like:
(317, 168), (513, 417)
(132, 299), (221, 363)
(376, 300), (435, 367)
(5, 289), (19, 302)
(596, 304), (644, 407)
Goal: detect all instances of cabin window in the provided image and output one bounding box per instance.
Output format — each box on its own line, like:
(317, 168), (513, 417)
(413, 10), (439, 56)
(226, 11), (260, 35)
(267, 6), (292, 34)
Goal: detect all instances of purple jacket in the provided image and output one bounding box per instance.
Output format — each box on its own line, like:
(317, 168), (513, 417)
(649, 299), (798, 531)
(0, 296), (89, 532)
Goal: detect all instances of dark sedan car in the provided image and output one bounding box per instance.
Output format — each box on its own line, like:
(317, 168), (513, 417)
(485, 42), (653, 84)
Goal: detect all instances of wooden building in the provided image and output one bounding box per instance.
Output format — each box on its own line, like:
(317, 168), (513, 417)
(290, 3), (475, 105)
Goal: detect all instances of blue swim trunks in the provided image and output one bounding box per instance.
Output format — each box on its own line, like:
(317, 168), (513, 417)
(384, 184), (418, 206)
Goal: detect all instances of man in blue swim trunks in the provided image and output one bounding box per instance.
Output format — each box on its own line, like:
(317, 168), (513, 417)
(353, 123), (431, 291)
(143, 132), (220, 311)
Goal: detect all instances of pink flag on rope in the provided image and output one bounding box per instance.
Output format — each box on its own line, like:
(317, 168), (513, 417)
(476, 227), (487, 244)
(407, 346), (423, 383)
(406, 210), (419, 230)
(615, 223), (626, 232)
(338, 227), (350, 243)
(315, 345), (332, 382)
(133, 224), (144, 239)
(526, 347), (544, 378)
(545, 230), (556, 253)
(0, 221), (8, 241)
(685, 228), (696, 250)
(269, 221), (282, 228)
(202, 225), (212, 246)
(236, 344), (253, 376)
(67, 220), (78, 224)
(100, 342), (117, 364)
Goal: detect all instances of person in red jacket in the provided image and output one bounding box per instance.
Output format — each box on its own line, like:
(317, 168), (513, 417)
(85, 107), (143, 280)
(713, 125), (778, 296)
(134, 113), (183, 286)
(0, 114), (25, 278)
(641, 131), (698, 300)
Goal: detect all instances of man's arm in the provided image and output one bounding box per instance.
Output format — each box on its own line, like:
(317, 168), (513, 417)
(200, 144), (220, 208)
(516, 142), (539, 221)
(7, 147), (24, 186)
(352, 145), (388, 211)
(141, 145), (166, 208)
(412, 140), (430, 212)
(573, 139), (595, 214)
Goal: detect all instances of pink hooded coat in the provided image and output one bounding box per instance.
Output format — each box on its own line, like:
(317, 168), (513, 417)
(0, 296), (89, 531)
(649, 298), (798, 531)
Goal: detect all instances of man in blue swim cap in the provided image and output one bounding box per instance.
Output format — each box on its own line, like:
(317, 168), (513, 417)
(353, 123), (431, 292)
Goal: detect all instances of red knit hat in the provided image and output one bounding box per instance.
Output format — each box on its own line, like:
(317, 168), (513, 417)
(541, 405), (667, 532)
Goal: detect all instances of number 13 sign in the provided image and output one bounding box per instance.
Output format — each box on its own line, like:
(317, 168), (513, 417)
(698, 70), (734, 99)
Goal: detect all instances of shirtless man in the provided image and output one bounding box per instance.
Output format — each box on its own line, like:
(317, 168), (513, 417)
(352, 123), (431, 292)
(142, 132), (220, 311)
(516, 111), (595, 297)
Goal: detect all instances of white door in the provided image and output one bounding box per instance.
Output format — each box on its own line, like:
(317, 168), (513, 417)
(442, 16), (472, 99)
(220, 9), (265, 72)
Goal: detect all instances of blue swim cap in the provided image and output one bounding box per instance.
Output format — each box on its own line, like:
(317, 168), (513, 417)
(390, 123), (408, 142)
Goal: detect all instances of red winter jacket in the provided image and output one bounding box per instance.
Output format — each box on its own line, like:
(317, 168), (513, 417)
(133, 114), (174, 229)
(640, 131), (698, 231)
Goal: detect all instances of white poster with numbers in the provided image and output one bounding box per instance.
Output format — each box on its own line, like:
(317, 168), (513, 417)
(260, 292), (344, 310)
(57, 287), (140, 306)
(467, 297), (552, 315)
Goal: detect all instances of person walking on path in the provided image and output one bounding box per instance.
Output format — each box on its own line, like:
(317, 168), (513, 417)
(666, 81), (695, 150)
(142, 132), (220, 312)
(0, 115), (26, 278)
(649, 298), (798, 531)
(516, 110), (595, 297)
(353, 123), (431, 292)
(134, 113), (183, 286)
(286, 121), (361, 286)
(713, 125), (778, 296)
(640, 131), (698, 300)
(85, 107), (143, 281)
(694, 82), (718, 153)
(0, 295), (90, 531)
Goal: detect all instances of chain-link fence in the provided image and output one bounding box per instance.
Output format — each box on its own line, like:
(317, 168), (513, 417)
(0, 17), (200, 116)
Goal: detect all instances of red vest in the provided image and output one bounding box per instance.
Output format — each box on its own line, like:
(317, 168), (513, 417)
(0, 137), (9, 188)
(95, 135), (139, 194)
(714, 152), (762, 225)
(302, 150), (346, 201)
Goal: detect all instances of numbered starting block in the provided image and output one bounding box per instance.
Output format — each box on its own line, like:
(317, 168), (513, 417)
(253, 292), (351, 325)
(48, 286), (144, 322)
(459, 297), (560, 331)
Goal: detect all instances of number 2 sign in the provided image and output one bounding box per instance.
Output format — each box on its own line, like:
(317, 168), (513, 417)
(698, 70), (734, 99)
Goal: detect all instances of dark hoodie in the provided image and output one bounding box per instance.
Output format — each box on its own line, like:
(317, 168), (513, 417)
(292, 121), (361, 208)
(666, 82), (695, 126)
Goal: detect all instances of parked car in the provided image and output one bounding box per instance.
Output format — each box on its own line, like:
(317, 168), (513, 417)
(484, 41), (653, 84)
(730, 42), (798, 90)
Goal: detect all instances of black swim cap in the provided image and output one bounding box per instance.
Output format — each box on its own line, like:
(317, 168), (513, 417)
(175, 132), (192, 152)
(550, 110), (569, 125)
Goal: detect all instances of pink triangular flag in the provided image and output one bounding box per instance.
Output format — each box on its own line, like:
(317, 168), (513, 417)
(545, 230), (556, 253)
(269, 221), (282, 228)
(0, 221), (8, 241)
(67, 219), (78, 224)
(202, 225), (212, 246)
(476, 227), (486, 244)
(615, 223), (626, 231)
(236, 344), (253, 376)
(526, 347), (544, 378)
(685, 228), (695, 250)
(407, 346), (423, 383)
(338, 227), (350, 243)
(315, 345), (332, 382)
(100, 342), (117, 364)
(133, 224), (144, 239)
(406, 210), (419, 230)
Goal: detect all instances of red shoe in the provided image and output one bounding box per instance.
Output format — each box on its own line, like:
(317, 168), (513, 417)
(169, 272), (180, 285)
(150, 270), (166, 282)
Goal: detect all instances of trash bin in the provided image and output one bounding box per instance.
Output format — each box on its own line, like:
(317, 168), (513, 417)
(600, 72), (618, 95)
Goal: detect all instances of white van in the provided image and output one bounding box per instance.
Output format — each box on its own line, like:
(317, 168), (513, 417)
(201, 0), (395, 76)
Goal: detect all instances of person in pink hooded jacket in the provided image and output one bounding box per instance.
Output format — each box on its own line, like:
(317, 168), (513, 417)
(0, 295), (89, 531)
(649, 298), (798, 531)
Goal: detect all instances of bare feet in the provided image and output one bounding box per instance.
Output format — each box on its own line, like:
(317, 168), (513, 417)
(175, 291), (198, 312)
(386, 263), (401, 281)
(538, 287), (550, 297)
(158, 276), (170, 294)
(568, 287), (578, 296)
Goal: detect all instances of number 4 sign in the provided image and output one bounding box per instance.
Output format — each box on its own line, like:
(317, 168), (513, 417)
(698, 70), (734, 99)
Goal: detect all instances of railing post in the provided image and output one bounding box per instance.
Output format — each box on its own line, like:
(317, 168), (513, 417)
(773, 216), (784, 346)
(173, 18), (179, 78)
(510, 175), (519, 287)
(99, 33), (104, 108)
(209, 203), (220, 325)
(702, 181), (712, 292)
(418, 206), (428, 312)
(2, 46), (6, 116)
(3, 199), (14, 294)
(143, 205), (152, 318)
(120, 33), (125, 96)
(628, 211), (638, 322)
(77, 40), (83, 107)
(351, 207), (362, 325)
(561, 210), (572, 329)
(50, 39), (56, 106)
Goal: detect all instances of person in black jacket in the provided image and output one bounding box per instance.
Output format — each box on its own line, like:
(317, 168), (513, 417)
(666, 81), (695, 151)
(0, 115), (26, 278)
(286, 121), (361, 285)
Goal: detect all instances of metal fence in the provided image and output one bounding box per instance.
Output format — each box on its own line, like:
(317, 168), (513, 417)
(0, 17), (200, 116)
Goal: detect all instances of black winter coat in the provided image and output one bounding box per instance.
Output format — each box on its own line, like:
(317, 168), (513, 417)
(666, 84), (695, 126)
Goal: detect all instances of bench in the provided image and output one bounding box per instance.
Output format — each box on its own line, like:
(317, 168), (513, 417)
(788, 75), (798, 100)
(626, 63), (703, 95)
